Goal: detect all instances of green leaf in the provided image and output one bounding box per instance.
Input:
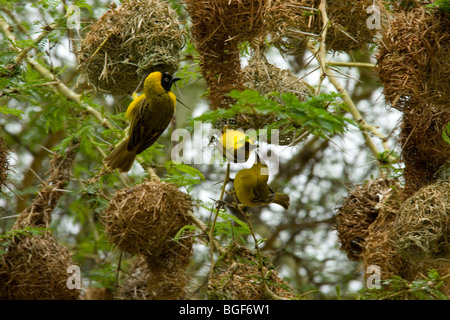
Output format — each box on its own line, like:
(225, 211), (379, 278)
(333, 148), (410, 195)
(173, 224), (197, 242)
(163, 161), (205, 187)
(0, 105), (24, 118)
(442, 122), (450, 145)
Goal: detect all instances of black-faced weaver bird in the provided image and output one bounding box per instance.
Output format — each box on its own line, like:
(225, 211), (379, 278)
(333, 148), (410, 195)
(233, 153), (290, 210)
(103, 71), (180, 172)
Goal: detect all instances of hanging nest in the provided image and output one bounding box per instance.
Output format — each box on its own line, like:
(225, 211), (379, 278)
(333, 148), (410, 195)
(185, 0), (274, 43)
(0, 231), (81, 300)
(101, 180), (194, 257)
(376, 6), (450, 110)
(119, 250), (193, 300)
(400, 105), (450, 197)
(335, 178), (401, 261)
(208, 244), (298, 300)
(185, 0), (247, 110)
(145, 249), (192, 300)
(361, 201), (407, 281)
(118, 256), (152, 300)
(78, 0), (183, 96)
(0, 137), (9, 191)
(243, 49), (311, 101)
(213, 49), (313, 145)
(0, 140), (80, 300)
(270, 0), (384, 54)
(394, 178), (450, 262)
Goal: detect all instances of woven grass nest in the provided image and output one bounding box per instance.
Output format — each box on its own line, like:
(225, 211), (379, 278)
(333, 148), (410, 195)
(270, 0), (384, 54)
(361, 199), (407, 280)
(185, 0), (275, 44)
(394, 177), (450, 262)
(118, 256), (151, 300)
(213, 49), (313, 146)
(376, 6), (450, 110)
(78, 0), (183, 96)
(101, 180), (193, 257)
(118, 252), (192, 300)
(400, 106), (450, 196)
(208, 244), (298, 300)
(335, 178), (401, 261)
(0, 231), (81, 300)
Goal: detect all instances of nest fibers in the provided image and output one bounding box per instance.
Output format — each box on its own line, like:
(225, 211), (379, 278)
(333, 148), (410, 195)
(118, 252), (192, 300)
(400, 105), (450, 197)
(394, 178), (450, 262)
(376, 7), (450, 110)
(101, 181), (193, 257)
(185, 0), (274, 43)
(78, 0), (183, 96)
(0, 232), (81, 300)
(335, 178), (401, 261)
(361, 200), (407, 280)
(208, 244), (298, 300)
(270, 0), (384, 54)
(185, 0), (248, 110)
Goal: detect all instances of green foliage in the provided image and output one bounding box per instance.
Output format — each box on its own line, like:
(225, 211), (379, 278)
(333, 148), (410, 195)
(426, 0), (450, 14)
(377, 150), (403, 179)
(442, 121), (450, 145)
(359, 269), (449, 300)
(195, 89), (352, 140)
(214, 210), (251, 244)
(0, 105), (24, 118)
(0, 226), (48, 255)
(163, 160), (205, 188)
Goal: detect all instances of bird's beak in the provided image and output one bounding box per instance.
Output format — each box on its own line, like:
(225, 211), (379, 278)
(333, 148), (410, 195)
(171, 77), (181, 84)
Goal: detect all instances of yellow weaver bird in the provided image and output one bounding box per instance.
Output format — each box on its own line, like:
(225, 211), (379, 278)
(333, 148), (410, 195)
(233, 154), (290, 210)
(218, 129), (257, 163)
(103, 71), (180, 172)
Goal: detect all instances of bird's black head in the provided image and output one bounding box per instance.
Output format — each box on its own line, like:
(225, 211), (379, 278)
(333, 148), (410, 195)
(161, 72), (181, 92)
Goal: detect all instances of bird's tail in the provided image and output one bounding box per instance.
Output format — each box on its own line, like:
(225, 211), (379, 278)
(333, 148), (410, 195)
(274, 193), (290, 210)
(103, 138), (137, 172)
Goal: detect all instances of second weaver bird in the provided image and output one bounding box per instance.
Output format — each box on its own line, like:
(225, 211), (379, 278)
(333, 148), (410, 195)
(103, 71), (180, 172)
(233, 154), (290, 210)
(218, 128), (257, 163)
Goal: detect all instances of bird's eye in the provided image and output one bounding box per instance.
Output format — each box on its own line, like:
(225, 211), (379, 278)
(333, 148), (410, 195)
(164, 77), (169, 82)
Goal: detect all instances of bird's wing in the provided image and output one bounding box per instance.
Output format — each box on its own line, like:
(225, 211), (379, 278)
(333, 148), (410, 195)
(127, 94), (174, 153)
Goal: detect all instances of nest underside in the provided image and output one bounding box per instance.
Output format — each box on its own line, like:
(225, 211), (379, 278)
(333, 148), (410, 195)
(118, 251), (192, 300)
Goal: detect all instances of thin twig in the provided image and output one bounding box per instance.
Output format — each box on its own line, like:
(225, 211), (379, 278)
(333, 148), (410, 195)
(235, 203), (287, 300)
(327, 61), (376, 68)
(209, 163), (231, 281)
(307, 2), (395, 171)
